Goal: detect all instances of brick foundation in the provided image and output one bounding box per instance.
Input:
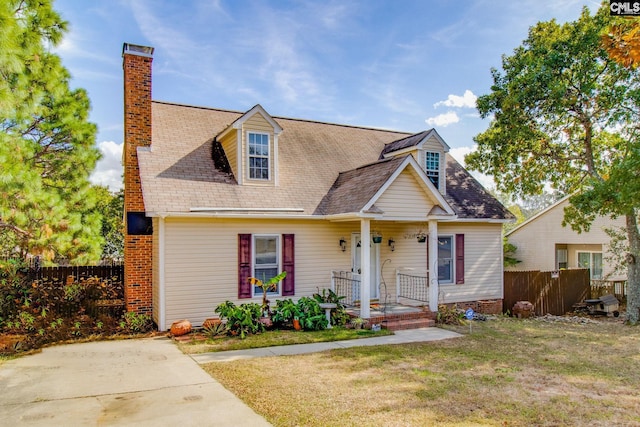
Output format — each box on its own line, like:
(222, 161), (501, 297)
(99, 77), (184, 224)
(123, 44), (154, 314)
(442, 299), (504, 315)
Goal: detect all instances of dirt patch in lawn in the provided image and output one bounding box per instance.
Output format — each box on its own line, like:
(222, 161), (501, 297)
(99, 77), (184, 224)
(203, 317), (640, 426)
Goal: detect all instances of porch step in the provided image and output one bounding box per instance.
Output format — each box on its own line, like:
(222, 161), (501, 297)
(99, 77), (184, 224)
(382, 318), (435, 331)
(364, 310), (436, 331)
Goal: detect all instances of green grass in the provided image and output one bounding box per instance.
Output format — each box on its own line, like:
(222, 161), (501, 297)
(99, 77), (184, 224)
(177, 327), (393, 354)
(202, 318), (640, 426)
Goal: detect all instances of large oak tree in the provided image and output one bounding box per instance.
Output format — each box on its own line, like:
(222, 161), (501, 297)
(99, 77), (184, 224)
(466, 5), (640, 323)
(0, 0), (102, 263)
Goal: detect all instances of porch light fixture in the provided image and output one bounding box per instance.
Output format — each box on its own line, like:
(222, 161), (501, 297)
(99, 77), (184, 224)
(339, 238), (347, 252)
(388, 238), (395, 252)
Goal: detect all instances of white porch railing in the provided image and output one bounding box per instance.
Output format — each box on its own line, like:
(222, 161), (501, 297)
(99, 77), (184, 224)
(331, 269), (430, 307)
(396, 268), (429, 304)
(331, 271), (360, 307)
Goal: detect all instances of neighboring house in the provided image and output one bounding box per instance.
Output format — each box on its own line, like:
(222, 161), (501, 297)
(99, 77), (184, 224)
(505, 196), (626, 280)
(122, 43), (514, 331)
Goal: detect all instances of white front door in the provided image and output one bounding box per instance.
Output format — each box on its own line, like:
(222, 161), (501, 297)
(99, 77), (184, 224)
(352, 233), (380, 300)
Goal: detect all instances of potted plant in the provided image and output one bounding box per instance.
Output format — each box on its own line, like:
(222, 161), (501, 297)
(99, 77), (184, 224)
(372, 230), (383, 244)
(416, 232), (427, 243)
(350, 317), (368, 330)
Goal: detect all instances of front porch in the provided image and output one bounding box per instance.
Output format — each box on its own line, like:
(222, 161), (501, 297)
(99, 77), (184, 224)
(331, 269), (436, 330)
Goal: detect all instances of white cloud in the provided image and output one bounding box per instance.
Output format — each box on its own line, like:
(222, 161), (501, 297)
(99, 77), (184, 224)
(425, 111), (459, 127)
(434, 90), (477, 109)
(90, 141), (123, 192)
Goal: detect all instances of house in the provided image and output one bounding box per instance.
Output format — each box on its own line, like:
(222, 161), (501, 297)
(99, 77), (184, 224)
(505, 195), (626, 280)
(122, 43), (514, 331)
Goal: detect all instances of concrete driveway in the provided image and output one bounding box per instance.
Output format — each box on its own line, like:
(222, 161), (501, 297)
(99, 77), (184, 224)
(0, 337), (271, 426)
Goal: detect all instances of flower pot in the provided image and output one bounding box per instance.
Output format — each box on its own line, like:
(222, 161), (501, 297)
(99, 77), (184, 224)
(372, 236), (382, 244)
(293, 318), (302, 330)
(417, 235), (426, 243)
(170, 319), (192, 337)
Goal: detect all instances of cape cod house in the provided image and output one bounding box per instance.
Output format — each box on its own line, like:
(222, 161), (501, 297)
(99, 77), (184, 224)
(122, 43), (514, 330)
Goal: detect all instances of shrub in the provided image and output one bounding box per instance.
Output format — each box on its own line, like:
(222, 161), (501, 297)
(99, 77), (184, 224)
(119, 312), (153, 333)
(296, 297), (328, 331)
(0, 260), (149, 355)
(313, 288), (350, 327)
(436, 304), (465, 325)
(214, 301), (264, 339)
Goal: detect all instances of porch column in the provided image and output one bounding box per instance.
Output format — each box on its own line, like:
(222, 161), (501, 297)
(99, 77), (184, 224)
(428, 220), (439, 312)
(360, 218), (371, 319)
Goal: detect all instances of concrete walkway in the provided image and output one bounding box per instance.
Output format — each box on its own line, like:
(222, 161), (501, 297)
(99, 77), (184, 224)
(0, 327), (461, 426)
(0, 337), (271, 426)
(191, 327), (462, 363)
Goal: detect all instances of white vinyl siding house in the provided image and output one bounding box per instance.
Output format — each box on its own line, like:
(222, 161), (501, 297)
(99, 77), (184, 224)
(506, 197), (625, 279)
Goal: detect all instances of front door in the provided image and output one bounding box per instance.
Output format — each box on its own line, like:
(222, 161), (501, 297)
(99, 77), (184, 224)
(352, 233), (380, 300)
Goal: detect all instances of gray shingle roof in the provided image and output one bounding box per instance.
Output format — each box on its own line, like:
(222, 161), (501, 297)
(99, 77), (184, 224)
(444, 158), (515, 220)
(379, 130), (433, 158)
(314, 156), (408, 215)
(138, 100), (513, 221)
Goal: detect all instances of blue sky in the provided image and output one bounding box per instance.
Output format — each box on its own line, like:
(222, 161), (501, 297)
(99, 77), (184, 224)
(52, 0), (601, 191)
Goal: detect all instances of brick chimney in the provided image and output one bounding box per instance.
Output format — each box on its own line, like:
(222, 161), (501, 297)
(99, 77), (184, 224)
(123, 43), (154, 315)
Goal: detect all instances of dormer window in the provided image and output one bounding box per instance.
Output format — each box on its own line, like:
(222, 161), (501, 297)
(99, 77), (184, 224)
(248, 132), (270, 180)
(425, 151), (440, 188)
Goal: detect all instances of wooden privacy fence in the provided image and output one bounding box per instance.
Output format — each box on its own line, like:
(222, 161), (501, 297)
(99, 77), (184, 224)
(29, 263), (124, 284)
(25, 263), (125, 318)
(503, 269), (590, 316)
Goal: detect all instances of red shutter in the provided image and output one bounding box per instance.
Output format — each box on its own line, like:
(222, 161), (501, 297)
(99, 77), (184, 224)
(282, 234), (295, 296)
(455, 234), (465, 284)
(238, 234), (252, 298)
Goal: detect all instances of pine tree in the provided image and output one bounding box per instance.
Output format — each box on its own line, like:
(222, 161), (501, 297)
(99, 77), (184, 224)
(0, 0), (102, 263)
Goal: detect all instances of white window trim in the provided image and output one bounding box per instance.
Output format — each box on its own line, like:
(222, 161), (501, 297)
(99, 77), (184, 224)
(424, 150), (440, 190)
(576, 250), (603, 279)
(438, 235), (454, 285)
(247, 131), (271, 181)
(252, 234), (282, 298)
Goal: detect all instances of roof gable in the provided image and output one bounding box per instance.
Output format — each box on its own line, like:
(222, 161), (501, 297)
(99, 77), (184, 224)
(380, 129), (450, 159)
(316, 155), (455, 218)
(217, 104), (282, 139)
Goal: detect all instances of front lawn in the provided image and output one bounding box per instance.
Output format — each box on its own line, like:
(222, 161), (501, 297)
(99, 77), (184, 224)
(177, 327), (393, 354)
(202, 317), (640, 426)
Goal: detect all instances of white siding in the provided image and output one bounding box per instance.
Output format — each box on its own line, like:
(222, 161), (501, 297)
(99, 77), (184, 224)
(506, 199), (625, 275)
(438, 223), (504, 303)
(160, 218), (502, 328)
(375, 169), (434, 218)
(163, 218), (356, 329)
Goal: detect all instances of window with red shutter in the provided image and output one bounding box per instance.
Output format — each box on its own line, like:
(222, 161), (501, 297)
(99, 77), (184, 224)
(238, 234), (252, 298)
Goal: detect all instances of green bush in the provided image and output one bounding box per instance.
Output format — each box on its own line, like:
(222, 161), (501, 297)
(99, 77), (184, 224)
(271, 299), (299, 326)
(214, 301), (264, 339)
(119, 312), (153, 333)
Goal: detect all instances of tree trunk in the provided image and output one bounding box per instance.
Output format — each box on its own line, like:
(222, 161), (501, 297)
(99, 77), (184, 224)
(625, 212), (640, 324)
